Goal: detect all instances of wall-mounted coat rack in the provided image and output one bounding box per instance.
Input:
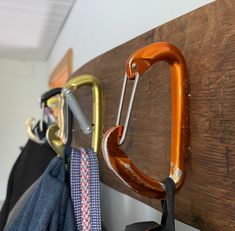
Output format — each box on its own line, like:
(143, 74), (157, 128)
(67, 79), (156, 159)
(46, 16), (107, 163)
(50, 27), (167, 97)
(69, 1), (235, 230)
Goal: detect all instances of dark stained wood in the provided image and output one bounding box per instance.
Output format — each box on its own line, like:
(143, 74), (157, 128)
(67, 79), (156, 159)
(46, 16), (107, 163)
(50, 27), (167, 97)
(70, 1), (235, 230)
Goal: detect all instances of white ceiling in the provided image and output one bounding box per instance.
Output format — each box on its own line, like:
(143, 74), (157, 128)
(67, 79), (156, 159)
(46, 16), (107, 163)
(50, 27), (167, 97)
(0, 0), (76, 60)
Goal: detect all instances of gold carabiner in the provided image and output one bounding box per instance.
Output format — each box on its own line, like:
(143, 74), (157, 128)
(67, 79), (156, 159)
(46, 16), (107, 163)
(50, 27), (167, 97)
(46, 95), (65, 157)
(102, 42), (189, 199)
(47, 74), (103, 155)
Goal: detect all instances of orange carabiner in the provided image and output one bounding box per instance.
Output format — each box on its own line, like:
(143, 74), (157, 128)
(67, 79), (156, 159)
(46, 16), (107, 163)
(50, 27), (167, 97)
(102, 42), (189, 199)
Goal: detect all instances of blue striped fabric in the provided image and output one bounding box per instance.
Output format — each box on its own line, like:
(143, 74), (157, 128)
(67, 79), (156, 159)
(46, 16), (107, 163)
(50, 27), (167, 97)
(4, 157), (77, 231)
(70, 147), (101, 231)
(86, 148), (101, 231)
(70, 148), (82, 230)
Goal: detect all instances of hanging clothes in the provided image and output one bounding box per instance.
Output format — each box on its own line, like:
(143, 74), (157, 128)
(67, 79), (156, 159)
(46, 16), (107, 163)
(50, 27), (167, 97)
(0, 137), (56, 230)
(62, 103), (102, 230)
(4, 157), (76, 231)
(4, 145), (102, 231)
(125, 178), (176, 231)
(68, 146), (102, 231)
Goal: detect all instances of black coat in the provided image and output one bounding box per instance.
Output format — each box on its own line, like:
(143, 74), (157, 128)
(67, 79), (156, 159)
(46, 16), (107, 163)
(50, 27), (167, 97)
(0, 139), (56, 230)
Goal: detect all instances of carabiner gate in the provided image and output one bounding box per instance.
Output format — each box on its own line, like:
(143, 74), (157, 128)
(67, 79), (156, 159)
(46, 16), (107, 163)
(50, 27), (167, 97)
(115, 71), (140, 145)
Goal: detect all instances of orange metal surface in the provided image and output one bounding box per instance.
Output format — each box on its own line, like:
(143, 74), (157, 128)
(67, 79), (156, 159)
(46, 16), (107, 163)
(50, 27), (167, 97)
(102, 42), (189, 199)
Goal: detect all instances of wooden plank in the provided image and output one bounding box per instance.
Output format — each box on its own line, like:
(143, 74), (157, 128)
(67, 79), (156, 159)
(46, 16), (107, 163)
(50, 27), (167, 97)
(70, 1), (235, 230)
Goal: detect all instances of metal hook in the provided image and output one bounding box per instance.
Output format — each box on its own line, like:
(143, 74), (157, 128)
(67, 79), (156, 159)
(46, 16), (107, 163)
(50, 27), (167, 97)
(102, 42), (189, 199)
(64, 74), (103, 154)
(47, 74), (103, 155)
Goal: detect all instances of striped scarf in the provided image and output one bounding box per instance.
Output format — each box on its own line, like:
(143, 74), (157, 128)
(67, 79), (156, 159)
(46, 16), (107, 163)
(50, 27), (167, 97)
(70, 147), (101, 231)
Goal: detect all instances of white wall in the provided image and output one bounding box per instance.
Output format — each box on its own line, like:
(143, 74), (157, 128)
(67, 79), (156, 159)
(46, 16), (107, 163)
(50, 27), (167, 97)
(0, 59), (47, 200)
(47, 0), (214, 230)
(47, 0), (214, 73)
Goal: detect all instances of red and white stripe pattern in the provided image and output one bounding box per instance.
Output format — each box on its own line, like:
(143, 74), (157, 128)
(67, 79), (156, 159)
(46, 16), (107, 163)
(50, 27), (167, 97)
(80, 148), (91, 231)
(71, 147), (101, 230)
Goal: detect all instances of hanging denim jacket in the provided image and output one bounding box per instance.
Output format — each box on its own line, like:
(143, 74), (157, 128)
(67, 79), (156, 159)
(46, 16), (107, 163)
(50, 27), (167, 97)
(4, 157), (76, 231)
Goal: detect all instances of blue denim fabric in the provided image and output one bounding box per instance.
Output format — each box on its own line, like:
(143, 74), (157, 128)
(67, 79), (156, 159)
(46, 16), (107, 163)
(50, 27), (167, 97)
(4, 157), (76, 231)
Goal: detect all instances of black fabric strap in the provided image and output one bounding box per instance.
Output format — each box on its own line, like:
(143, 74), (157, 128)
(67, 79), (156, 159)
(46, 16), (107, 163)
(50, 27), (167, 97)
(33, 121), (47, 140)
(125, 177), (176, 231)
(40, 88), (62, 107)
(65, 103), (73, 146)
(161, 177), (175, 231)
(61, 99), (73, 177)
(149, 177), (176, 231)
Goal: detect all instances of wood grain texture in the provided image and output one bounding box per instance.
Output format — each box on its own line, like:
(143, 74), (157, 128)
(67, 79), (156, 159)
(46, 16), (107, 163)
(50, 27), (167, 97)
(69, 1), (235, 230)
